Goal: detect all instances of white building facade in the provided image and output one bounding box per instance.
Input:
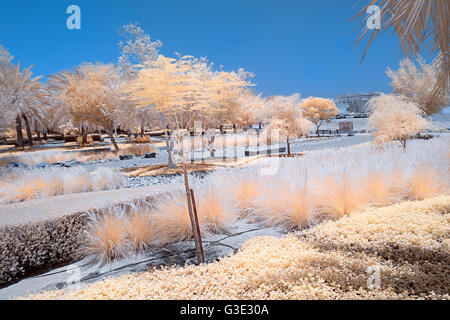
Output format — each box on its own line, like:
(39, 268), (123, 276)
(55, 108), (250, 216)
(335, 92), (382, 114)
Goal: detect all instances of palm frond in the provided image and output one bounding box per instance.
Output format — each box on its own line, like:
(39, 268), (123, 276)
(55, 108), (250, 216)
(355, 0), (449, 100)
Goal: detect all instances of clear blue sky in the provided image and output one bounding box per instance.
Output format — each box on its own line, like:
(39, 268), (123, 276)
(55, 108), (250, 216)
(0, 0), (416, 98)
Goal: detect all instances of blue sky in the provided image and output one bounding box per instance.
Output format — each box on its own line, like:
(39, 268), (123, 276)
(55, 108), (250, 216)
(0, 0), (417, 98)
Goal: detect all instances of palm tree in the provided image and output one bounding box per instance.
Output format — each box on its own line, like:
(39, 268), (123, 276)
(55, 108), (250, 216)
(0, 45), (47, 148)
(48, 67), (93, 147)
(355, 0), (449, 102)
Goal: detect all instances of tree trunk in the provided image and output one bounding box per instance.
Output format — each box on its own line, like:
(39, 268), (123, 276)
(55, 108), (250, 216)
(16, 115), (24, 149)
(37, 131), (41, 142)
(287, 137), (291, 156)
(233, 123), (236, 133)
(167, 139), (176, 168)
(402, 139), (407, 149)
(43, 129), (48, 141)
(222, 133), (226, 160)
(316, 125), (320, 137)
(80, 125), (86, 147)
(108, 130), (120, 152)
(208, 130), (215, 158)
(22, 113), (33, 147)
(140, 126), (144, 137)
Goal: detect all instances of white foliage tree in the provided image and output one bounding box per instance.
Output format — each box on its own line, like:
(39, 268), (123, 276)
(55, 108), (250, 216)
(118, 23), (163, 79)
(301, 97), (338, 136)
(127, 53), (252, 262)
(387, 57), (448, 115)
(368, 94), (431, 148)
(267, 94), (312, 155)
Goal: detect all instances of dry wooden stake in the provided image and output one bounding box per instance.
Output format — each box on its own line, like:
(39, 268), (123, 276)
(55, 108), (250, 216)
(190, 189), (205, 264)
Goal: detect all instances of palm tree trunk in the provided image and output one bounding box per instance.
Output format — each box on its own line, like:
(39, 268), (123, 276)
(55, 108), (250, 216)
(22, 113), (33, 147)
(16, 115), (24, 148)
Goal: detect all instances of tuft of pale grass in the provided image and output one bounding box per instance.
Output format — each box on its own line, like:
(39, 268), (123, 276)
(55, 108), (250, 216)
(0, 150), (74, 167)
(92, 168), (124, 190)
(232, 176), (262, 216)
(84, 212), (129, 264)
(196, 186), (233, 233)
(127, 211), (155, 251)
(362, 172), (399, 207)
(254, 181), (314, 230)
(315, 174), (368, 218)
(151, 192), (193, 245)
(408, 164), (449, 200)
(62, 168), (93, 194)
(0, 167), (124, 204)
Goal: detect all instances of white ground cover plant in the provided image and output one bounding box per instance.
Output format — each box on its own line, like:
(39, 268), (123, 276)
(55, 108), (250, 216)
(0, 167), (123, 204)
(82, 136), (449, 263)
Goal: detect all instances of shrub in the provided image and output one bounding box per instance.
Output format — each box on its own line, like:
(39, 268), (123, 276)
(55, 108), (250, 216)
(135, 135), (151, 144)
(76, 135), (94, 147)
(121, 143), (156, 156)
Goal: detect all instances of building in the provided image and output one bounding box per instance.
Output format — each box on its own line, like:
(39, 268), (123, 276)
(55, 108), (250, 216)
(335, 92), (382, 114)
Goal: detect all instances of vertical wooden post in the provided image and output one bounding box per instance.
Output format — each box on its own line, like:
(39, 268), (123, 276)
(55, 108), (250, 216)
(190, 189), (205, 264)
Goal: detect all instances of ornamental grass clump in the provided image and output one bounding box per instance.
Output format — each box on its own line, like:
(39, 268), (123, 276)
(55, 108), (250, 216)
(0, 167), (123, 204)
(253, 179), (314, 230)
(315, 173), (369, 218)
